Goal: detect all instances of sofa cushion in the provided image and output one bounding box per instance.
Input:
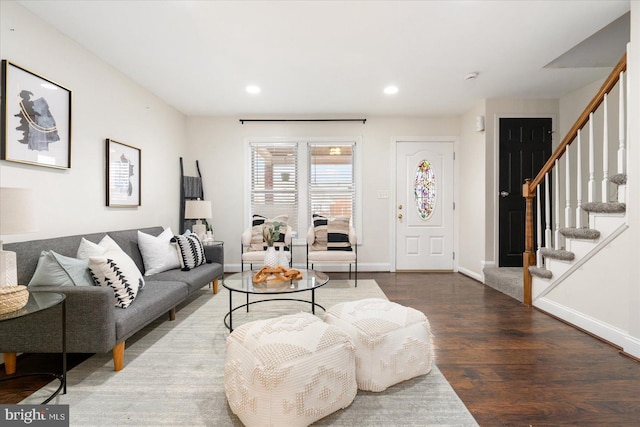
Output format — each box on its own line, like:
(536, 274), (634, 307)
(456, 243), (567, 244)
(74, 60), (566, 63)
(138, 228), (181, 275)
(28, 250), (94, 287)
(150, 263), (223, 294)
(171, 234), (206, 270)
(113, 281), (188, 342)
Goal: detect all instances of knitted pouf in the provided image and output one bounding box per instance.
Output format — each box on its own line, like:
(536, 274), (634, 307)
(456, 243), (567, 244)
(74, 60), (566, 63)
(324, 298), (433, 392)
(224, 312), (357, 427)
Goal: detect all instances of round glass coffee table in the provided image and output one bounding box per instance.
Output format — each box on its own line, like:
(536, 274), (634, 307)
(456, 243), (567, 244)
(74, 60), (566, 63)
(222, 269), (329, 331)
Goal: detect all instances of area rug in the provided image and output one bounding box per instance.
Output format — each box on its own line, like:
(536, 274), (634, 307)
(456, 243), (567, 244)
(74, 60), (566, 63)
(22, 279), (478, 426)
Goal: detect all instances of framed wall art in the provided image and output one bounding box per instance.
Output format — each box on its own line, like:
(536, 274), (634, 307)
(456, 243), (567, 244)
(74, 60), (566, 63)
(106, 138), (141, 207)
(1, 60), (72, 169)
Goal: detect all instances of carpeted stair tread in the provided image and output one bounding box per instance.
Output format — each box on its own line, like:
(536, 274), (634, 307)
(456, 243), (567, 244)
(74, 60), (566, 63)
(528, 266), (553, 279)
(559, 227), (600, 240)
(610, 173), (627, 185)
(540, 248), (575, 261)
(581, 202), (626, 214)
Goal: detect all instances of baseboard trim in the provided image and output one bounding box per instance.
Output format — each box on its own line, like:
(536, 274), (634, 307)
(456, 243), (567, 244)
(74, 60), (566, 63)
(458, 267), (483, 283)
(534, 297), (630, 351)
(622, 335), (640, 360)
(480, 260), (496, 283)
(228, 262), (391, 273)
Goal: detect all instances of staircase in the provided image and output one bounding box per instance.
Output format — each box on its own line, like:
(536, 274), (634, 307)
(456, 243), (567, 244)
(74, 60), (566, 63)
(509, 48), (640, 357)
(522, 53), (628, 307)
(529, 175), (627, 301)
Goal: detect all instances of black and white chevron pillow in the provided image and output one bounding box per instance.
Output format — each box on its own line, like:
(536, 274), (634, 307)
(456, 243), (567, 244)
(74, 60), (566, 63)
(172, 234), (206, 271)
(88, 253), (144, 308)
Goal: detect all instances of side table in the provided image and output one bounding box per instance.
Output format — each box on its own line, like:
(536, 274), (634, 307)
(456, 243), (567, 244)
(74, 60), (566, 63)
(0, 291), (66, 404)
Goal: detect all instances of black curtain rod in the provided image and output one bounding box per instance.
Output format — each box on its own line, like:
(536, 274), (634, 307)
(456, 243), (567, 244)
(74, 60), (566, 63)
(239, 118), (366, 124)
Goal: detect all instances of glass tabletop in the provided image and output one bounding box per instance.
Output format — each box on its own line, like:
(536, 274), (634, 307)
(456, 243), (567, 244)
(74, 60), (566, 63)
(223, 269), (329, 295)
(0, 291), (66, 322)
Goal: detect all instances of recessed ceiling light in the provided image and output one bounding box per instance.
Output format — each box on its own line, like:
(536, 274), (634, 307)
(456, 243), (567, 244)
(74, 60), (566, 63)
(246, 85), (261, 94)
(464, 72), (479, 81)
(384, 85), (399, 95)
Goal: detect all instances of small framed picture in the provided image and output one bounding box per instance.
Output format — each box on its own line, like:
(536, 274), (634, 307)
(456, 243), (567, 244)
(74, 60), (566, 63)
(106, 138), (141, 207)
(1, 60), (72, 169)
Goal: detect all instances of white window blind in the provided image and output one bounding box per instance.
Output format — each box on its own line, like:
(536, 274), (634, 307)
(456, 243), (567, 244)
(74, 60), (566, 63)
(308, 143), (355, 226)
(250, 143), (298, 231)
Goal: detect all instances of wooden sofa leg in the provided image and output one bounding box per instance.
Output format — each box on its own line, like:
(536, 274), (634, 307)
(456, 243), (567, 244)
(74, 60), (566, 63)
(3, 352), (17, 375)
(212, 279), (219, 294)
(169, 307), (176, 321)
(113, 342), (125, 371)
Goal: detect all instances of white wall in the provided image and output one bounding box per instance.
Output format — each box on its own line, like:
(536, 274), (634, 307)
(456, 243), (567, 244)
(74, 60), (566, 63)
(0, 2), (186, 243)
(184, 115), (460, 271)
(458, 102), (487, 281)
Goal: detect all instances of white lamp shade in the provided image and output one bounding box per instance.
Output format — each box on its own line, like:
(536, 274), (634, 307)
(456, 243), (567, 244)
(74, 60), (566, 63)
(0, 188), (39, 235)
(184, 199), (212, 220)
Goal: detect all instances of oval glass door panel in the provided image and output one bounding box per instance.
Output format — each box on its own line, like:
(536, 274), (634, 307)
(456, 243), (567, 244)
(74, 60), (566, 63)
(414, 160), (436, 220)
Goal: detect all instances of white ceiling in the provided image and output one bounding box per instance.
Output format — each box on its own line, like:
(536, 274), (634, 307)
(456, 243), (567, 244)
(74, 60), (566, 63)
(16, 0), (630, 117)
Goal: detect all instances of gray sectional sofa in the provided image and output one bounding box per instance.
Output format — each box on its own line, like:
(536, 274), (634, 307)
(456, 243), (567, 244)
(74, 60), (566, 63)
(0, 226), (224, 372)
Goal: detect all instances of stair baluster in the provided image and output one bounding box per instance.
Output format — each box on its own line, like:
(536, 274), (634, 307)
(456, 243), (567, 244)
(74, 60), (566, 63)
(564, 148), (572, 231)
(576, 130), (583, 228)
(554, 160), (560, 250)
(544, 173), (551, 251)
(588, 113), (595, 204)
(602, 94), (609, 202)
(618, 71), (625, 175)
(536, 185), (542, 268)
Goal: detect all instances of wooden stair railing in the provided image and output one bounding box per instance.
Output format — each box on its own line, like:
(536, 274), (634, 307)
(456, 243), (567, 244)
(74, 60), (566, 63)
(522, 53), (627, 306)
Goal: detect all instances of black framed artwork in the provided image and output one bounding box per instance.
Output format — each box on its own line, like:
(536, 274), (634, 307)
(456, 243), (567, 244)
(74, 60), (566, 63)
(1, 60), (72, 169)
(106, 138), (141, 207)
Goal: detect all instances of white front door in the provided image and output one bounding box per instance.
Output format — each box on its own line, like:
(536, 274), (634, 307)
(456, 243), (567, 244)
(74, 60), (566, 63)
(396, 141), (454, 270)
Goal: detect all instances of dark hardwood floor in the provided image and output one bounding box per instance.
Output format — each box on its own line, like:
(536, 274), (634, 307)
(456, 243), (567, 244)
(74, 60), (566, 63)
(2, 272), (639, 426)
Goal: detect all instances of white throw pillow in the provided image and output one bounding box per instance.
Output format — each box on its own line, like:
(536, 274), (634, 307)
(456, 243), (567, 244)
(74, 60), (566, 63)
(76, 237), (108, 259)
(78, 235), (146, 308)
(88, 254), (143, 308)
(138, 228), (181, 276)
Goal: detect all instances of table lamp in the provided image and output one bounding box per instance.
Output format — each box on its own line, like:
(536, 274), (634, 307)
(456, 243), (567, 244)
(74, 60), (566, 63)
(185, 199), (212, 241)
(0, 188), (39, 287)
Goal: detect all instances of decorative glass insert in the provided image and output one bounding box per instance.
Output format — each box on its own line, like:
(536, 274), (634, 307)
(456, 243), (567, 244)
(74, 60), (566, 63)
(414, 160), (436, 219)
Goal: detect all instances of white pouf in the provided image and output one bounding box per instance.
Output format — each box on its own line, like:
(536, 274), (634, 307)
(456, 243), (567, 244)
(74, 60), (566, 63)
(324, 298), (433, 392)
(224, 312), (357, 427)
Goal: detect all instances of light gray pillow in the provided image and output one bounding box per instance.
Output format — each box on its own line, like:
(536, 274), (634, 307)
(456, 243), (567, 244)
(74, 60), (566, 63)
(28, 250), (94, 287)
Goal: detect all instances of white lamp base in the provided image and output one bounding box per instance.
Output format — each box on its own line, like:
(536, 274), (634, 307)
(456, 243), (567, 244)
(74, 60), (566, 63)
(0, 250), (18, 287)
(192, 220), (207, 242)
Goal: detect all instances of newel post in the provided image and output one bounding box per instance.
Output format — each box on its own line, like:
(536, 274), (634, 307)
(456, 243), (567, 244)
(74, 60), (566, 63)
(523, 179), (535, 306)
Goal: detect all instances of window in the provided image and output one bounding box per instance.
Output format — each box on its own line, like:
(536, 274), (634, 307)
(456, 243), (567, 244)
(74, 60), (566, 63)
(249, 143), (298, 229)
(308, 143), (355, 222)
(246, 137), (360, 242)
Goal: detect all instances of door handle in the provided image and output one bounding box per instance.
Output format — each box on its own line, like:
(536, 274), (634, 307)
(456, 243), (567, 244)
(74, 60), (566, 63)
(500, 191), (509, 197)
(398, 213), (403, 219)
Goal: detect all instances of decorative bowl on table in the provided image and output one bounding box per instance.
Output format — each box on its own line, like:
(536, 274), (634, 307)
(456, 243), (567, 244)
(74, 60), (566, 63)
(0, 285), (29, 315)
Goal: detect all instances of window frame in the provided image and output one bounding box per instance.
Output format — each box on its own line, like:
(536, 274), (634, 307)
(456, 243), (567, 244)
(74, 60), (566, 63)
(244, 136), (362, 245)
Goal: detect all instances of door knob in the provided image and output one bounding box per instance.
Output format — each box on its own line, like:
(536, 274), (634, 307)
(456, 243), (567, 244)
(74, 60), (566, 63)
(398, 213), (403, 219)
(500, 191), (509, 197)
